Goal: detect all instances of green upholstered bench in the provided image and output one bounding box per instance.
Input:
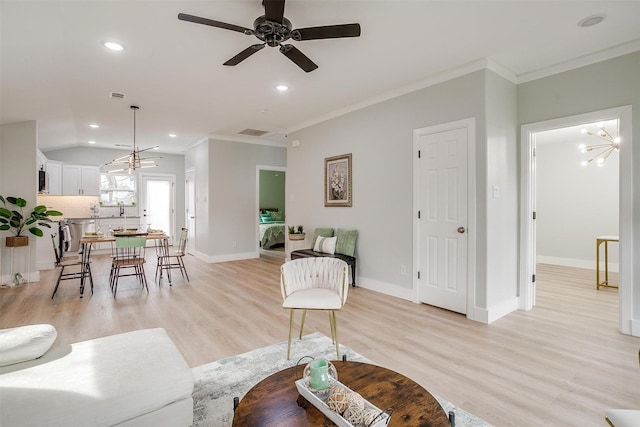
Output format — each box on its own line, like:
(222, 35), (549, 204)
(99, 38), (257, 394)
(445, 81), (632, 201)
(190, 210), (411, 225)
(290, 228), (357, 287)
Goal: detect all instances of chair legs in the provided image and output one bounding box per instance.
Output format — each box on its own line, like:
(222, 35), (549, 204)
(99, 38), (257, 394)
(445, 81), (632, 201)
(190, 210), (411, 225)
(286, 309), (340, 360)
(156, 255), (190, 286)
(330, 310), (340, 360)
(111, 263), (148, 298)
(287, 310), (295, 360)
(51, 263), (94, 300)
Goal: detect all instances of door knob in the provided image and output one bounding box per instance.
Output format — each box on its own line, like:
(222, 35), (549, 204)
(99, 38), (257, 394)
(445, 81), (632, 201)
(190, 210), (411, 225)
(457, 227), (466, 234)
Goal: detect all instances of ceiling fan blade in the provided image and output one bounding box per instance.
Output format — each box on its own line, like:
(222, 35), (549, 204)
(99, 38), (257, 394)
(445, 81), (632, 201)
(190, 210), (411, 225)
(224, 44), (266, 66)
(263, 0), (285, 24)
(178, 13), (252, 34)
(292, 23), (361, 41)
(279, 44), (318, 73)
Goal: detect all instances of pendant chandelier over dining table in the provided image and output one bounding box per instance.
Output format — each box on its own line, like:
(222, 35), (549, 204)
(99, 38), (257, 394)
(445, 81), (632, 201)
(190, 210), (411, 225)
(103, 105), (162, 174)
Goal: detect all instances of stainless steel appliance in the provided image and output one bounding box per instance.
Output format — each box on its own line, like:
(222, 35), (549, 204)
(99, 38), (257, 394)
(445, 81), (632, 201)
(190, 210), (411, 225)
(59, 219), (95, 253)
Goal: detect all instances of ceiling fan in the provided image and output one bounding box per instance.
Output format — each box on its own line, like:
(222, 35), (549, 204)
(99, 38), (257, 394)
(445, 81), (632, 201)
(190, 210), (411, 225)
(178, 0), (361, 72)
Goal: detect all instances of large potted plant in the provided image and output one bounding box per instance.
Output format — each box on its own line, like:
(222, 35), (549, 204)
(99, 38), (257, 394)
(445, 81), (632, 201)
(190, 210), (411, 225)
(0, 196), (63, 247)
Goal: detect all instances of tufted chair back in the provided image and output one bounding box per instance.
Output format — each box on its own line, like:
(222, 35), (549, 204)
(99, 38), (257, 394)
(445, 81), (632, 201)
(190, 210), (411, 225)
(281, 257), (349, 306)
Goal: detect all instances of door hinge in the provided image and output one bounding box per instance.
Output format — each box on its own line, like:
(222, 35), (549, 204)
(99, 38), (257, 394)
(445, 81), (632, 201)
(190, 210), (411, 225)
(532, 274), (536, 283)
(418, 211), (421, 219)
(418, 150), (421, 158)
(533, 211), (537, 220)
(417, 271), (421, 279)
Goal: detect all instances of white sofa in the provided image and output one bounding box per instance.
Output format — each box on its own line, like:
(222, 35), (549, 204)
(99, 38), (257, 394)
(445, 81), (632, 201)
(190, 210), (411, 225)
(0, 327), (194, 426)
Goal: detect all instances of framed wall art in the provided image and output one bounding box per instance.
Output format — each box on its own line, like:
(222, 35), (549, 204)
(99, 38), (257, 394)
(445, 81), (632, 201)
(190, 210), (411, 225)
(324, 153), (352, 207)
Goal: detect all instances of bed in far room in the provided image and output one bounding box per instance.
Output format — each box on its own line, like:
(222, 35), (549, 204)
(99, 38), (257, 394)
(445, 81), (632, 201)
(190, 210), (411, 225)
(259, 209), (285, 249)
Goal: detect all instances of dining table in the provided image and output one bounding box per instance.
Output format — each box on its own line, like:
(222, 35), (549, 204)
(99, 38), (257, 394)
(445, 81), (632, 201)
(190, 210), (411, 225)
(79, 232), (170, 277)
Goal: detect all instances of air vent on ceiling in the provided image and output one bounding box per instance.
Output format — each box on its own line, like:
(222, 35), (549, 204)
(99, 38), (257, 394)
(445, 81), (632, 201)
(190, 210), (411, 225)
(110, 92), (126, 100)
(114, 144), (132, 147)
(238, 128), (269, 137)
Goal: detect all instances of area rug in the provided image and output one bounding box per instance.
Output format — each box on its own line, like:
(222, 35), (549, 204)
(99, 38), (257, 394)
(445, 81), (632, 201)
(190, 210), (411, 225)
(192, 332), (491, 426)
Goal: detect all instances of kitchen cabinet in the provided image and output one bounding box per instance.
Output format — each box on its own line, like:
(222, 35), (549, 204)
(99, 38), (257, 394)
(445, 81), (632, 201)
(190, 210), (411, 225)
(62, 164), (100, 195)
(46, 162), (62, 195)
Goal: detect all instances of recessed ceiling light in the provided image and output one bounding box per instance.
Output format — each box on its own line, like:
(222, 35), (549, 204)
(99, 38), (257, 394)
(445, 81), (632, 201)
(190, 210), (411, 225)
(578, 14), (606, 27)
(168, 133), (177, 138)
(89, 123), (100, 128)
(153, 146), (160, 150)
(275, 84), (289, 92)
(88, 140), (97, 144)
(103, 41), (124, 51)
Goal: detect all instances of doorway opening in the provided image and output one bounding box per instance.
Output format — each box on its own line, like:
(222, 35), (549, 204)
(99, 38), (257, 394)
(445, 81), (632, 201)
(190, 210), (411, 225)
(185, 168), (195, 254)
(519, 106), (634, 335)
(255, 166), (286, 258)
(140, 173), (176, 244)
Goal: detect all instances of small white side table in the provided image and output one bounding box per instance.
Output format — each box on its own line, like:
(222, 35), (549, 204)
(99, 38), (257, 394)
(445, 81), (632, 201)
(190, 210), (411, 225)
(286, 237), (307, 261)
(3, 245), (31, 286)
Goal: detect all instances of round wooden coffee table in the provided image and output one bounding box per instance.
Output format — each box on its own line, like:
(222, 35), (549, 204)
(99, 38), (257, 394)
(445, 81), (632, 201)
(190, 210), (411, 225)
(233, 360), (450, 426)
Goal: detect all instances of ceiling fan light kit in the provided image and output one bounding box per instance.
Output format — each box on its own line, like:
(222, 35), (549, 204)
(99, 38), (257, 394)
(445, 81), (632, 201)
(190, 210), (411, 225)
(178, 0), (361, 72)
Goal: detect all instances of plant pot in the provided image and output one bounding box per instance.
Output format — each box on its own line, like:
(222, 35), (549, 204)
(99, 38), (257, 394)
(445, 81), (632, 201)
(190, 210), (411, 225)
(289, 233), (306, 241)
(6, 236), (28, 247)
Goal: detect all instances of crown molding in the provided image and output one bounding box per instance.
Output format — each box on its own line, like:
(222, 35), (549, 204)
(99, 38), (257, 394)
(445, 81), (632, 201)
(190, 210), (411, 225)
(517, 38), (640, 84)
(208, 133), (287, 148)
(287, 41), (640, 135)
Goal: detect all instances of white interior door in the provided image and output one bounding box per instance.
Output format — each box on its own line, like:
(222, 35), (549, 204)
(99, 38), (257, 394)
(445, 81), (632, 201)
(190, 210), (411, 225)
(140, 174), (176, 243)
(416, 127), (468, 313)
(185, 168), (195, 254)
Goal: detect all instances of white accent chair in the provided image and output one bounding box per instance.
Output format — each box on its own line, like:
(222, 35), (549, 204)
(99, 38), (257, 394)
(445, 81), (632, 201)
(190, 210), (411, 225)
(280, 257), (349, 359)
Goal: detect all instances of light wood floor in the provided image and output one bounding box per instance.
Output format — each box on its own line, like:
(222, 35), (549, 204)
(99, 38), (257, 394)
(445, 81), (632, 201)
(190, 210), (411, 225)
(1, 253), (638, 426)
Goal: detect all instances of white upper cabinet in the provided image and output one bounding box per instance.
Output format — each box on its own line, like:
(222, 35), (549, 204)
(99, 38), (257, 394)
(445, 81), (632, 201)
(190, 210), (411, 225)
(62, 164), (100, 195)
(46, 162), (62, 195)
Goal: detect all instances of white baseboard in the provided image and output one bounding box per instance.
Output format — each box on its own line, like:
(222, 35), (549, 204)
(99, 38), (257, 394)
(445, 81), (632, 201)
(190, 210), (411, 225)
(194, 251), (259, 264)
(630, 319), (640, 338)
(356, 277), (413, 301)
(537, 255), (619, 273)
(470, 297), (519, 324)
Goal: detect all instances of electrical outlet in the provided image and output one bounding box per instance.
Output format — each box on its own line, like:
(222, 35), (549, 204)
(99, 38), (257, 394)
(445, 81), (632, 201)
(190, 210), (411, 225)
(400, 265), (407, 276)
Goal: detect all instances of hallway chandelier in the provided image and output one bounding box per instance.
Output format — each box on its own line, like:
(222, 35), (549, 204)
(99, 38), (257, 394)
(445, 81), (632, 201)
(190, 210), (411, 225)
(578, 122), (620, 167)
(103, 105), (162, 174)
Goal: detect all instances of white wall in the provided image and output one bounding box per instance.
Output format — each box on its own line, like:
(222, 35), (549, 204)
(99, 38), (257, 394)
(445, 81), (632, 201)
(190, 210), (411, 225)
(185, 138), (286, 262)
(0, 121), (39, 284)
(484, 71), (519, 311)
(287, 70), (522, 321)
(536, 137), (619, 270)
(185, 141), (210, 257)
(518, 51), (639, 334)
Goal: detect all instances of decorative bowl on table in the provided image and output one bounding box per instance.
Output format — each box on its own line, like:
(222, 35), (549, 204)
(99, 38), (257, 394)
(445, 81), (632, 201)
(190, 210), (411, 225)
(295, 378), (391, 427)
